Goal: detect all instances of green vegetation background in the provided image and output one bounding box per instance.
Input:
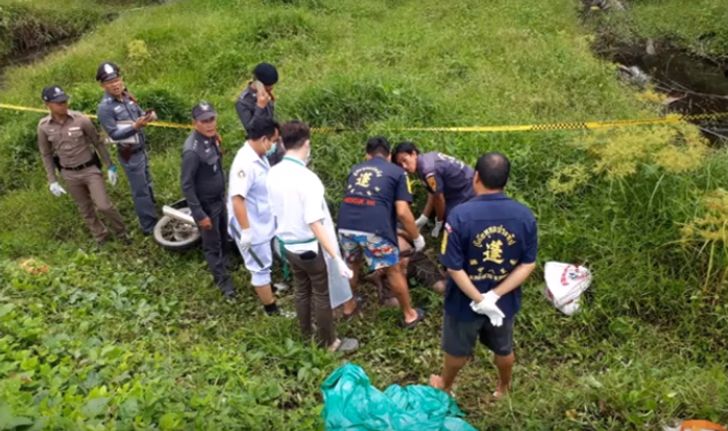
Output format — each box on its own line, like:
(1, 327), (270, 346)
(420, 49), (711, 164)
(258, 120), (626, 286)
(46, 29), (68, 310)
(0, 0), (727, 429)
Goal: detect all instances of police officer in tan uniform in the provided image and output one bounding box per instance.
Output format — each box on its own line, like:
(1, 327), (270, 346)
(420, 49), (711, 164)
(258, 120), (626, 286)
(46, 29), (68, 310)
(37, 85), (127, 244)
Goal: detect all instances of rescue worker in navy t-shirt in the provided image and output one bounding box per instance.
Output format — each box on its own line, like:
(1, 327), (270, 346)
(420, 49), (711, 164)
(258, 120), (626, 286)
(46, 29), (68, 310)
(429, 152), (538, 398)
(393, 142), (475, 238)
(337, 137), (427, 328)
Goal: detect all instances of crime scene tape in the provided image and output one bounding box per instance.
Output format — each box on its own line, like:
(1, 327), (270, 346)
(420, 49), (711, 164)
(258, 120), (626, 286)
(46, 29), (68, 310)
(0, 102), (192, 130)
(2, 102), (727, 133)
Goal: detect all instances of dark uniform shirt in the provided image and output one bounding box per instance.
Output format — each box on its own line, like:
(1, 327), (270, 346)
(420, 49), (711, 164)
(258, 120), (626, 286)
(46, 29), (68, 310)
(338, 157), (412, 246)
(181, 131), (226, 222)
(439, 193), (538, 321)
(37, 111), (113, 183)
(235, 86), (285, 165)
(235, 86), (275, 135)
(417, 152), (475, 217)
(97, 90), (146, 149)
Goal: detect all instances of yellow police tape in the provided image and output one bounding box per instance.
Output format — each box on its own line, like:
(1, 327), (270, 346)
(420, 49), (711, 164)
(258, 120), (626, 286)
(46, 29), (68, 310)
(0, 102), (192, 130)
(2, 102), (727, 133)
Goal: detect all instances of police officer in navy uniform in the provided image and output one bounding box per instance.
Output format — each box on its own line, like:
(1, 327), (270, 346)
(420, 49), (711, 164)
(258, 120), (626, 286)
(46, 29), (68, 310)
(429, 152), (537, 398)
(393, 142), (475, 238)
(181, 102), (235, 298)
(96, 61), (158, 235)
(337, 137), (427, 327)
(235, 62), (285, 165)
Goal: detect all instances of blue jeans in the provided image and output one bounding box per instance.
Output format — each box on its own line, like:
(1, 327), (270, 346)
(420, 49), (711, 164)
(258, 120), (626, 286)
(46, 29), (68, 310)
(118, 148), (157, 233)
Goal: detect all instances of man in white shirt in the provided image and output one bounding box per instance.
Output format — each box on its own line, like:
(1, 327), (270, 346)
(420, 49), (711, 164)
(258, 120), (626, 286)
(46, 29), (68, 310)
(227, 119), (281, 315)
(266, 120), (357, 353)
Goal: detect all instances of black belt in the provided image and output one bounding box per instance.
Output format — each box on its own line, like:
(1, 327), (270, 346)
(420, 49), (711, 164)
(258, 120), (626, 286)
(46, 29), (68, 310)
(119, 145), (144, 154)
(61, 158), (97, 171)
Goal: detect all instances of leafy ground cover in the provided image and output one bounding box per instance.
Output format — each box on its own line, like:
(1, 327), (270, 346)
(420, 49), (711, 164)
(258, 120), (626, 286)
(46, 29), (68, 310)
(0, 0), (727, 429)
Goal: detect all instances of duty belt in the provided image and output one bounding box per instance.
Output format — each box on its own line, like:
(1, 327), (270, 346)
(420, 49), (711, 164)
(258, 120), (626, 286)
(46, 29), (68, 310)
(61, 157), (98, 171)
(119, 144), (143, 154)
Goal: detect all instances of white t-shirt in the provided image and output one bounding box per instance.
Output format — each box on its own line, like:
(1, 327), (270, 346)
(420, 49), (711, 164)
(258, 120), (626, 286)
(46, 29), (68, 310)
(227, 142), (275, 245)
(266, 156), (326, 253)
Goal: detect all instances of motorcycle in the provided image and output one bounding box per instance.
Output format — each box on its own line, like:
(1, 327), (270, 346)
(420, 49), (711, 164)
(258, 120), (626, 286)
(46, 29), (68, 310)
(152, 199), (201, 251)
(153, 199), (290, 294)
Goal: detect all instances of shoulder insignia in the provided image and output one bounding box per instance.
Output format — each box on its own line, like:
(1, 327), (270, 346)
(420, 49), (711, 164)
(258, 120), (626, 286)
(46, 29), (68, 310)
(426, 175), (438, 192)
(440, 230), (449, 255)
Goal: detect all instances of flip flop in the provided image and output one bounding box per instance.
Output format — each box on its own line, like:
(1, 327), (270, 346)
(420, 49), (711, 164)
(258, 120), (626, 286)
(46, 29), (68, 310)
(400, 307), (425, 329)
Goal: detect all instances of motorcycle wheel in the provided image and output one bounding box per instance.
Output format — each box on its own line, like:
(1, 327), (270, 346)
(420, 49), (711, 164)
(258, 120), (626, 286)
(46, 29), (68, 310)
(153, 213), (201, 251)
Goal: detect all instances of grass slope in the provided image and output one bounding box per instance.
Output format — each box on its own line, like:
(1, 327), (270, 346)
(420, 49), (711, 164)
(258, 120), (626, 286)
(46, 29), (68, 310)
(596, 0), (728, 57)
(1, 0), (727, 429)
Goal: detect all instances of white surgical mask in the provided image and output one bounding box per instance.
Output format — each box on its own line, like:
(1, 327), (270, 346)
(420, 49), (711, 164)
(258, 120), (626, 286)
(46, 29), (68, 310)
(304, 145), (312, 166)
(265, 142), (277, 157)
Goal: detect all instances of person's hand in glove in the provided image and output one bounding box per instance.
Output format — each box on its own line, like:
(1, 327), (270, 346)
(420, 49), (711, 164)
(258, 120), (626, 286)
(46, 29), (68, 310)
(470, 290), (505, 327)
(431, 219), (444, 238)
(413, 234), (426, 252)
(238, 228), (252, 249)
(415, 214), (429, 229)
(335, 256), (353, 279)
(107, 165), (118, 186)
(49, 182), (66, 197)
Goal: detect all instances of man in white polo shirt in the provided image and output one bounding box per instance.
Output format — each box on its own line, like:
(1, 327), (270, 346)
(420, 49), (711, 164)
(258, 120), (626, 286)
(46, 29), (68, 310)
(227, 118), (281, 315)
(266, 120), (357, 353)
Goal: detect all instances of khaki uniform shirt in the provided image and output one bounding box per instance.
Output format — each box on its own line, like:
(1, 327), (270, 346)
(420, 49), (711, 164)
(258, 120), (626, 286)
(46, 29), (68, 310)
(37, 110), (113, 183)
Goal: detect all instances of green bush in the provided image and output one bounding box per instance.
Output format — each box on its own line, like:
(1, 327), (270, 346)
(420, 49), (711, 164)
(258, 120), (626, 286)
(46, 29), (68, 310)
(0, 3), (103, 61)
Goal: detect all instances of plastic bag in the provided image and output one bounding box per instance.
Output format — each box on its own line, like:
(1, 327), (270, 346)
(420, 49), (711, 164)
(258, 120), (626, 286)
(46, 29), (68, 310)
(663, 420), (727, 431)
(544, 261), (592, 315)
(321, 202), (353, 309)
(321, 363), (477, 431)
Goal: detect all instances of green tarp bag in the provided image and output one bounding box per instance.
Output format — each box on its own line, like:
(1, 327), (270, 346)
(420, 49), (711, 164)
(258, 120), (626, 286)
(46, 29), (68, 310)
(321, 363), (478, 431)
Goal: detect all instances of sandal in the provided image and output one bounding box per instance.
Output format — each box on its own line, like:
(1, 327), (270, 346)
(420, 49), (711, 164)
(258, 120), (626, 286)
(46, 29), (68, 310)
(400, 307), (426, 329)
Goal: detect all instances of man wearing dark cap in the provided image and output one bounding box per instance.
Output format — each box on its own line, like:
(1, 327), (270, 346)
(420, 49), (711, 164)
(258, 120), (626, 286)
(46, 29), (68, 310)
(429, 152), (537, 399)
(37, 85), (127, 244)
(96, 61), (158, 235)
(181, 102), (235, 298)
(235, 62), (285, 165)
(393, 142), (475, 239)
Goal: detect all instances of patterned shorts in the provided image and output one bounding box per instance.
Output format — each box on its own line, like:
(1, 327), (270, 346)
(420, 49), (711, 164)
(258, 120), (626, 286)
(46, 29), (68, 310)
(338, 232), (399, 271)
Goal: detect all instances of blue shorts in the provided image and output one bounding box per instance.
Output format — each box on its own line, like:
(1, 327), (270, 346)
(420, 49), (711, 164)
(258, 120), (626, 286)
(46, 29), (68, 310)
(338, 231), (399, 271)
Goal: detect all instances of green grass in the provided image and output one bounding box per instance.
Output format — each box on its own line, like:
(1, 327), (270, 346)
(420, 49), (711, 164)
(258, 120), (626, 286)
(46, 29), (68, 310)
(1, 0), (728, 429)
(0, 0), (159, 63)
(594, 0), (728, 57)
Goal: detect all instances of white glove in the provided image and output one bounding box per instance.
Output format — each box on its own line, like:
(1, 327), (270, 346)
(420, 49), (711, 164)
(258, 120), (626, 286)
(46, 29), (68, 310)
(238, 228), (252, 249)
(335, 256), (353, 279)
(107, 166), (118, 186)
(413, 234), (426, 252)
(415, 214), (429, 229)
(49, 182), (66, 197)
(470, 291), (505, 327)
(431, 219), (444, 238)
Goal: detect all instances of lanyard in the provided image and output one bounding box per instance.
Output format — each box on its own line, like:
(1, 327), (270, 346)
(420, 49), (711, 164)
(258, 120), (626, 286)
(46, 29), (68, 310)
(282, 156), (305, 167)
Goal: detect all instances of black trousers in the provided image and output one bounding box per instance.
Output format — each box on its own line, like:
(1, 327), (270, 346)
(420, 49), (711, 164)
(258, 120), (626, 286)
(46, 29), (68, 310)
(200, 200), (232, 292)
